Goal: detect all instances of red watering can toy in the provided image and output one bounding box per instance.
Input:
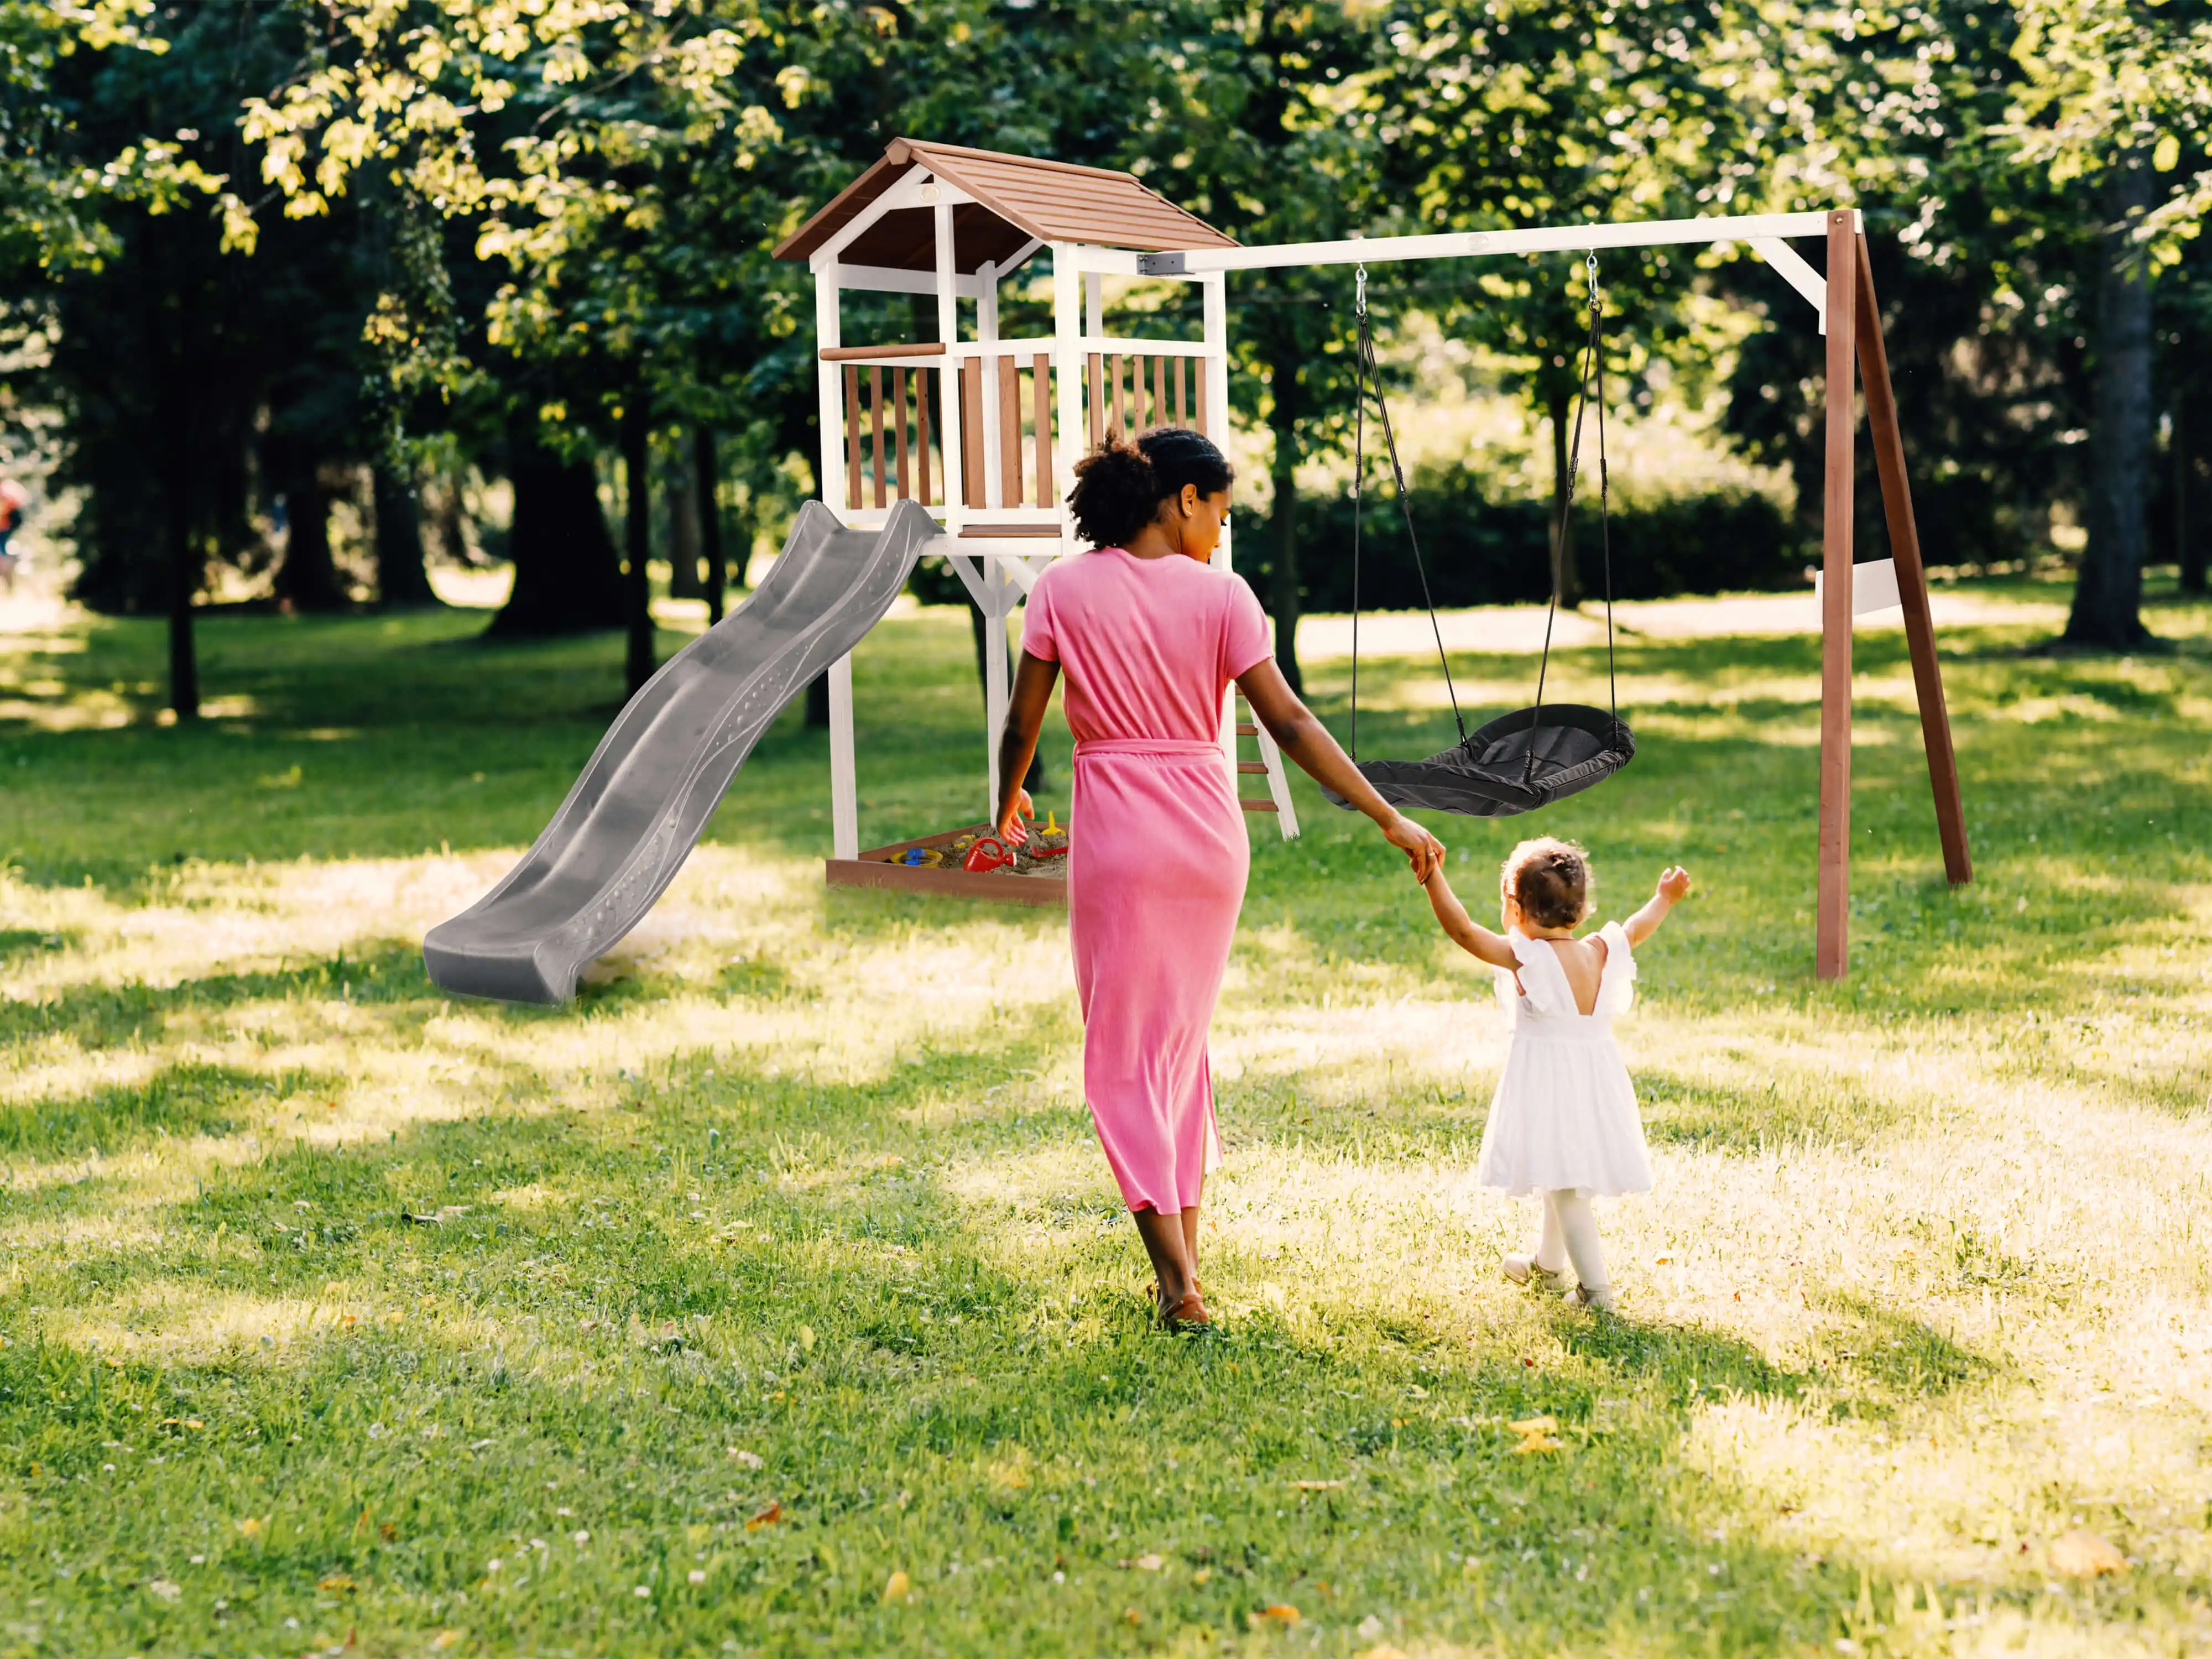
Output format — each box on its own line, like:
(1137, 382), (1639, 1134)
(962, 836), (1014, 874)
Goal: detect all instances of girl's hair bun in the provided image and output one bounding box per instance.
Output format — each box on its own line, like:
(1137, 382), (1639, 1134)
(1067, 427), (1233, 549)
(1500, 836), (1592, 930)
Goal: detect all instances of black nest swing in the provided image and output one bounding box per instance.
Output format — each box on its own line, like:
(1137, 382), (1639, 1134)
(1322, 255), (1635, 820)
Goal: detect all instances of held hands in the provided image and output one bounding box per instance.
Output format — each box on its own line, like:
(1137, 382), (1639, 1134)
(1381, 812), (1446, 884)
(1656, 865), (1692, 904)
(996, 788), (1035, 847)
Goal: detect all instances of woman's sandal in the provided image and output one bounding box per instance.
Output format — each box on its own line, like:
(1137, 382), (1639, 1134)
(1159, 1289), (1213, 1331)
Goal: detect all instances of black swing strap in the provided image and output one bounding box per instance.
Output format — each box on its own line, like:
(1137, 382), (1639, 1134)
(1349, 264), (1463, 760)
(1526, 251), (1621, 779)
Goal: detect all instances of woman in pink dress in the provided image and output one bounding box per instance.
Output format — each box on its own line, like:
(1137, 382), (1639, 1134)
(994, 430), (1444, 1329)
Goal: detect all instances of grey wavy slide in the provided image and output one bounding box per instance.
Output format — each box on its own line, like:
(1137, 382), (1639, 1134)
(423, 498), (941, 1004)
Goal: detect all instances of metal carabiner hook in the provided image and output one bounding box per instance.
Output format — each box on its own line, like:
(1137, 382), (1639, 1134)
(1355, 263), (1368, 319)
(1585, 249), (1599, 305)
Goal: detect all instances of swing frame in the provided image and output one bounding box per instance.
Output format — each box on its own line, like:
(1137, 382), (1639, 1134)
(1145, 207), (1973, 982)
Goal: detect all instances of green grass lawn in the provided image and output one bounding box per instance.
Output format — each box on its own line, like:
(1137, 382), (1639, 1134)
(1, 580), (2209, 1658)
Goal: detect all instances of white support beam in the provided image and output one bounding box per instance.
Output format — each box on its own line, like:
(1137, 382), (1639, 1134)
(1749, 236), (1829, 331)
(828, 653), (858, 860)
(1138, 210), (1859, 276)
(831, 263), (991, 300)
(814, 268), (843, 515)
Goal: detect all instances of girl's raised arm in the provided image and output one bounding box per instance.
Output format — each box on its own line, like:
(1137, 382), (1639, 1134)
(1624, 865), (1692, 947)
(1422, 865), (1519, 969)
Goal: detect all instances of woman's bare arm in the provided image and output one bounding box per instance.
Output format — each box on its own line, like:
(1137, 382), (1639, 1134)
(1421, 865), (1519, 968)
(993, 649), (1061, 842)
(1235, 657), (1443, 881)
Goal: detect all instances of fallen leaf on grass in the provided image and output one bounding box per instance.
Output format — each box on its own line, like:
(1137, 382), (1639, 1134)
(430, 1633), (462, 1651)
(236, 1517), (264, 1538)
(882, 1570), (910, 1604)
(319, 1574), (356, 1593)
(727, 1448), (764, 1469)
(746, 1501), (783, 1530)
(1507, 1416), (1557, 1436)
(1290, 1480), (1343, 1491)
(1117, 1554), (1164, 1571)
(1249, 1604), (1301, 1627)
(2050, 1530), (2126, 1577)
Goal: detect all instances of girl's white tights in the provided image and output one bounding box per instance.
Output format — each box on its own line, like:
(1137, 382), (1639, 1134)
(1533, 1189), (1610, 1296)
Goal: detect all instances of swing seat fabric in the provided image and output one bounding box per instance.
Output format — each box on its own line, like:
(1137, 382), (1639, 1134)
(1323, 703), (1635, 818)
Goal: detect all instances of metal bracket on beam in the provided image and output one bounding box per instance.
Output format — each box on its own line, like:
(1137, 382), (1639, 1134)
(1135, 251), (1187, 276)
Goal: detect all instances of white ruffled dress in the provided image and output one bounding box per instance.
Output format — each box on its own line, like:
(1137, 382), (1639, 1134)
(1474, 923), (1654, 1198)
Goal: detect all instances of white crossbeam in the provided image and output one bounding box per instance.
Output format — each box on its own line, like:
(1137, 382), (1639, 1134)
(1138, 210), (1858, 276)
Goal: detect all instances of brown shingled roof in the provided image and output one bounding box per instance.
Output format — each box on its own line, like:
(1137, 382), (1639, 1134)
(773, 138), (1237, 273)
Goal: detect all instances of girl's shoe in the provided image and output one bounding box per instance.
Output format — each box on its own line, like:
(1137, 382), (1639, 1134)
(1503, 1253), (1566, 1287)
(1564, 1281), (1618, 1313)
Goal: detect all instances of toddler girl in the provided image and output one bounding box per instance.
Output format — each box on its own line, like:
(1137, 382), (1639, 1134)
(1421, 838), (1690, 1311)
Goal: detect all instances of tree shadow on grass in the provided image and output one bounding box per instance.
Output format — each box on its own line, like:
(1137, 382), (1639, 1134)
(0, 1060), (340, 1162)
(0, 940), (435, 1051)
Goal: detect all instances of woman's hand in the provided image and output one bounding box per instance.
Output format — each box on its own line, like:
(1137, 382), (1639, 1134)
(997, 789), (1035, 846)
(1381, 811), (1445, 883)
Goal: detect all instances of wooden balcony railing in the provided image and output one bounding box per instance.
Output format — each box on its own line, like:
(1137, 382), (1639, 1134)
(1086, 351), (1208, 445)
(830, 341), (1211, 519)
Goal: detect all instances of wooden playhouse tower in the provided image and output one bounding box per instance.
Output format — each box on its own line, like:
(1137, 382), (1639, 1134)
(772, 139), (1302, 878)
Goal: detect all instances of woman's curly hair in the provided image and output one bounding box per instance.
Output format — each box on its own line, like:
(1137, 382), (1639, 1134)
(1066, 427), (1234, 549)
(1501, 837), (1592, 931)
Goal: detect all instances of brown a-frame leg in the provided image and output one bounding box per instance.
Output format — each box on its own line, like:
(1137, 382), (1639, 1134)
(1815, 212), (1974, 982)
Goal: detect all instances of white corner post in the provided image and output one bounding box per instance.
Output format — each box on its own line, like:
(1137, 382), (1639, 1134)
(828, 654), (858, 860)
(816, 265), (862, 863)
(978, 259), (1003, 510)
(1201, 271), (1241, 801)
(933, 194), (965, 529)
(1052, 244), (1085, 528)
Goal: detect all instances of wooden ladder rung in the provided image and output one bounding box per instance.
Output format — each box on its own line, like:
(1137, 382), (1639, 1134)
(1240, 799), (1279, 813)
(1235, 722), (1258, 737)
(1235, 761), (1268, 774)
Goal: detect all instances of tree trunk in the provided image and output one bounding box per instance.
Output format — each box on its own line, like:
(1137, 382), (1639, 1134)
(151, 219), (198, 717)
(665, 434), (703, 599)
(274, 473), (347, 611)
(624, 393), (655, 696)
(488, 419), (623, 637)
(696, 425), (725, 625)
(2065, 160), (2157, 649)
(373, 465), (440, 608)
(1267, 353), (1304, 695)
(2177, 401), (2207, 597)
(1547, 384), (1582, 608)
(163, 422), (199, 718)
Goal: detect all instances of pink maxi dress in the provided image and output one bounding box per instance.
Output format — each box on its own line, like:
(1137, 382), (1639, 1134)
(1019, 548), (1272, 1214)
